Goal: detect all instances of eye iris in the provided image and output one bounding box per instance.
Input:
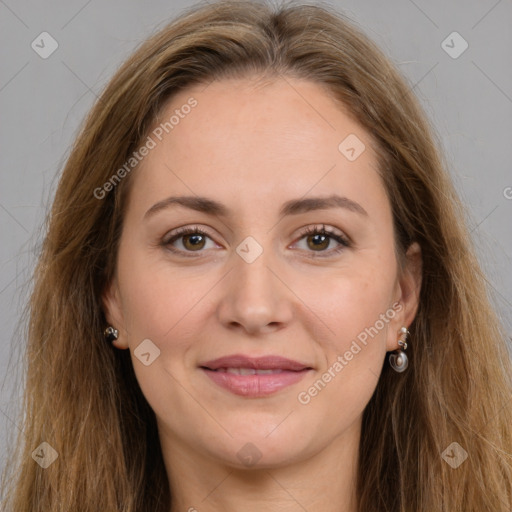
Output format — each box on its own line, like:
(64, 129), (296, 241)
(307, 233), (329, 251)
(183, 233), (205, 251)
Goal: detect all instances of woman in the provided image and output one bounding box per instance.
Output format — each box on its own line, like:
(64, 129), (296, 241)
(2, 1), (511, 510)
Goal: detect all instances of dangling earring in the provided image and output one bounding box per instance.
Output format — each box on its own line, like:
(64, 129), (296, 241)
(104, 326), (119, 343)
(389, 326), (409, 373)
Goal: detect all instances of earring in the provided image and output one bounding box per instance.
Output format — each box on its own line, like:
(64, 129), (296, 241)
(389, 326), (409, 373)
(104, 326), (119, 343)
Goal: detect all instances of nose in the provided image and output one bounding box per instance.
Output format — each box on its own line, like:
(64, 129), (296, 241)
(216, 245), (294, 336)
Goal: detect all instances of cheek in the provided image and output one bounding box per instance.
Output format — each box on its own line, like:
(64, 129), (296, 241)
(295, 264), (396, 411)
(115, 254), (215, 414)
(116, 235), (215, 342)
(309, 263), (396, 348)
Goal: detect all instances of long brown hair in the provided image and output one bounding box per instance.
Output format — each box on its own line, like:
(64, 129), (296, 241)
(2, 1), (511, 510)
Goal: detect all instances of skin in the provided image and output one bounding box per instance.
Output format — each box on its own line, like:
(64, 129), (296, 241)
(103, 76), (422, 512)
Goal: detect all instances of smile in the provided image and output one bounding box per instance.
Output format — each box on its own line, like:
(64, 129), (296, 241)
(199, 354), (313, 397)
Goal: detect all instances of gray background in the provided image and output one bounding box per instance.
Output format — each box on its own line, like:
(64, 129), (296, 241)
(1, 0), (511, 470)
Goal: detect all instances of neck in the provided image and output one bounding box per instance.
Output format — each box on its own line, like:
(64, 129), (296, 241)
(161, 422), (360, 512)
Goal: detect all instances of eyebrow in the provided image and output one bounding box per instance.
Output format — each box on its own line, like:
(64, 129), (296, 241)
(144, 194), (368, 219)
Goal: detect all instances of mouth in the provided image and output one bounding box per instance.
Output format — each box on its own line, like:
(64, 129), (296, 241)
(208, 367), (290, 375)
(199, 354), (313, 397)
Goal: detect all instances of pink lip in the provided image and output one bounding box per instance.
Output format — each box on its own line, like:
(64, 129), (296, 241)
(199, 354), (313, 397)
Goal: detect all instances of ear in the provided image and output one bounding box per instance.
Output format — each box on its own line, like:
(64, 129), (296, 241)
(386, 242), (422, 351)
(102, 277), (129, 350)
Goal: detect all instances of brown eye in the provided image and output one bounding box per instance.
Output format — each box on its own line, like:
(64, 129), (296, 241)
(306, 233), (330, 251)
(294, 225), (350, 258)
(163, 226), (217, 256)
(182, 233), (206, 251)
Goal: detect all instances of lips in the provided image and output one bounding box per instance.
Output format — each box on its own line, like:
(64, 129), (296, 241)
(214, 368), (284, 375)
(200, 354), (311, 372)
(199, 354), (313, 397)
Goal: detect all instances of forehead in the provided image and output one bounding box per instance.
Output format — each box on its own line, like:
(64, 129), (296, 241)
(150, 76), (368, 166)
(129, 76), (388, 220)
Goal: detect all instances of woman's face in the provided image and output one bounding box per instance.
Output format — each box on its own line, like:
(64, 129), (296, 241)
(103, 76), (421, 469)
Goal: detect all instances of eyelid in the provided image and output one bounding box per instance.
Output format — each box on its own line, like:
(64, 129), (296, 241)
(291, 224), (351, 257)
(161, 224), (222, 258)
(295, 223), (350, 243)
(162, 224), (217, 244)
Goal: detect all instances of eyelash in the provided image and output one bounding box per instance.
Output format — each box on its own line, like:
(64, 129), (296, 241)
(162, 224), (351, 258)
